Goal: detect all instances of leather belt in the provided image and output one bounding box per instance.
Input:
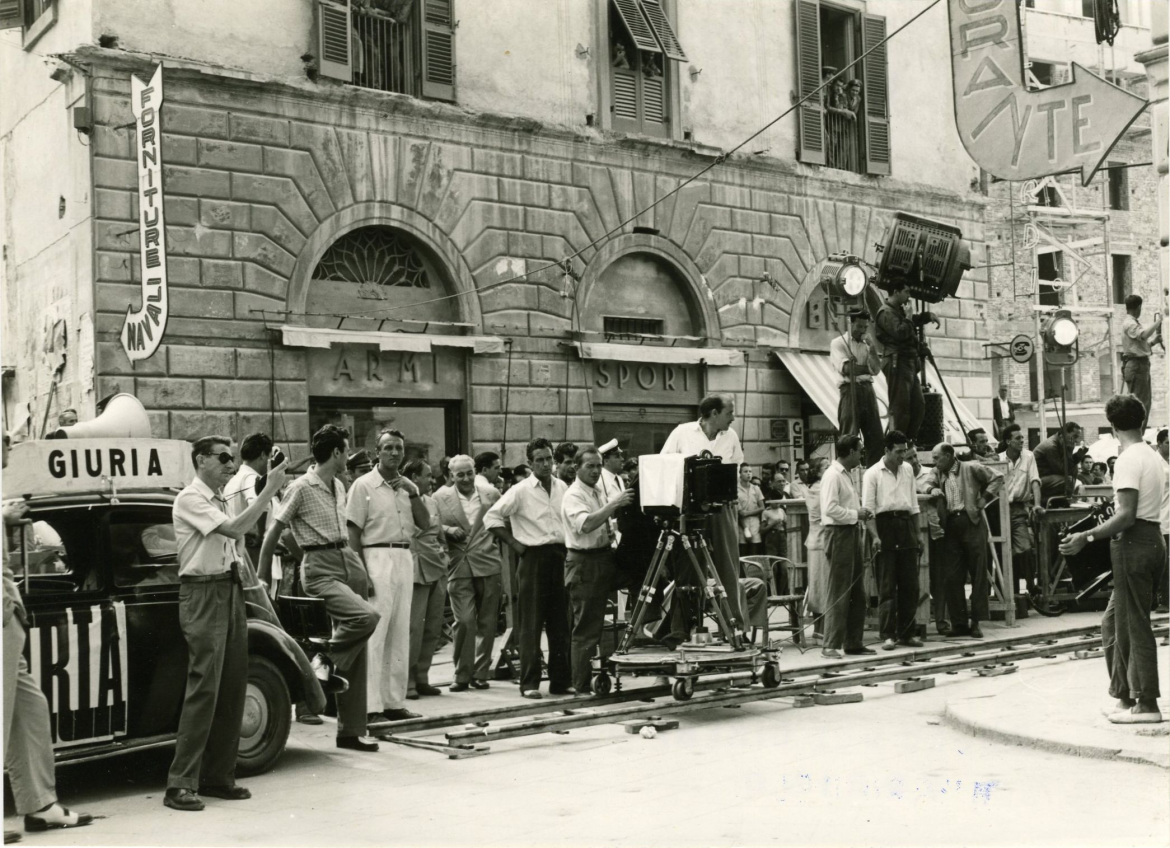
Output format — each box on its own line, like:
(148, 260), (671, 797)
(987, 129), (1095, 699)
(180, 571), (234, 584)
(303, 540), (347, 552)
(567, 546), (611, 553)
(877, 511), (912, 518)
(365, 542), (411, 549)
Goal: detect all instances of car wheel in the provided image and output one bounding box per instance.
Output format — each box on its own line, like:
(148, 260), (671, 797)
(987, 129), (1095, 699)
(237, 656), (292, 777)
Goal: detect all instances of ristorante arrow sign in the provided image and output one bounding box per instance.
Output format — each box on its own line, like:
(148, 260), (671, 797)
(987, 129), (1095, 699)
(949, 0), (1146, 186)
(120, 64), (169, 362)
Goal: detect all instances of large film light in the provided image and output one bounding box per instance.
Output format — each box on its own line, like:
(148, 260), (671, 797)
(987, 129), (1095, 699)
(1041, 309), (1079, 366)
(875, 212), (972, 304)
(821, 255), (870, 303)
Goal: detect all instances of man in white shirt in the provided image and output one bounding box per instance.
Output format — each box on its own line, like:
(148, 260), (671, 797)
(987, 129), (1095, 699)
(1061, 395), (1166, 723)
(475, 451), (503, 492)
(1120, 295), (1161, 430)
(992, 386), (1015, 442)
(485, 438), (572, 699)
(1157, 429), (1169, 613)
(830, 311), (884, 467)
(862, 430), (923, 650)
(998, 423), (1044, 596)
(561, 447), (633, 694)
(820, 434), (874, 659)
(661, 394), (745, 627)
(599, 439), (626, 502)
(165, 435), (287, 811)
(223, 433), (272, 564)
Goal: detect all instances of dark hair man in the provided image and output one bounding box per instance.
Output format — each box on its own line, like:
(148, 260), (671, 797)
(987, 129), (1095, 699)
(3, 434), (96, 833)
(1061, 395), (1165, 723)
(224, 433), (274, 566)
(862, 430), (924, 650)
(400, 459), (448, 700)
(1121, 294), (1161, 430)
(561, 448), (634, 693)
(1033, 420), (1087, 505)
(992, 386), (1015, 442)
(346, 429), (430, 723)
(474, 451), (502, 489)
(484, 438), (573, 698)
(661, 394), (746, 632)
(831, 310), (884, 467)
(967, 428), (994, 460)
(819, 434), (874, 659)
(874, 278), (940, 443)
(920, 441), (1004, 639)
(554, 442), (578, 484)
(260, 424), (382, 753)
(997, 423), (1044, 597)
(164, 435), (288, 811)
(433, 455), (502, 691)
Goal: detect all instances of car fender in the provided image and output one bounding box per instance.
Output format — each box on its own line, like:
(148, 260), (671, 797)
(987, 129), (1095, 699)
(246, 619), (327, 715)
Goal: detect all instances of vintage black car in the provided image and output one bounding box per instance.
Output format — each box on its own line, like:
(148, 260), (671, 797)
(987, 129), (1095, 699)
(8, 475), (326, 776)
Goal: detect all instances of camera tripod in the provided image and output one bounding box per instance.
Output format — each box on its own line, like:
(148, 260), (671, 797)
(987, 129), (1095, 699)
(617, 516), (746, 654)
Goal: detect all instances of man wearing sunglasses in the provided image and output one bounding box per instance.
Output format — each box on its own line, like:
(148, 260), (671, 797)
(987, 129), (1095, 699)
(164, 436), (288, 812)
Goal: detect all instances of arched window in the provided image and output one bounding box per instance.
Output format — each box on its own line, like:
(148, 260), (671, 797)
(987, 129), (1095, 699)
(582, 252), (702, 342)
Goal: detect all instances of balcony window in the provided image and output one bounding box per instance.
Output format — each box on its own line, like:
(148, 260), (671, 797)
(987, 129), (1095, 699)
(794, 0), (890, 176)
(1111, 254), (1131, 304)
(1107, 162), (1129, 210)
(608, 0), (686, 139)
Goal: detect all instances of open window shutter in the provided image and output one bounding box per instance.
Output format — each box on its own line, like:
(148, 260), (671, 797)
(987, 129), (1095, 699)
(317, 0), (352, 82)
(612, 0), (662, 54)
(421, 0), (456, 101)
(639, 0), (686, 61)
(0, 0), (24, 30)
(794, 0), (825, 166)
(861, 12), (891, 176)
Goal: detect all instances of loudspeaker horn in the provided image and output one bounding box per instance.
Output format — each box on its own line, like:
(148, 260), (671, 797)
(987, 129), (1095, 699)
(45, 393), (152, 439)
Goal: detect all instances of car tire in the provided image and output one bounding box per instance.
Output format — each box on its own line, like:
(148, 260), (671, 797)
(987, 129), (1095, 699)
(236, 656), (292, 777)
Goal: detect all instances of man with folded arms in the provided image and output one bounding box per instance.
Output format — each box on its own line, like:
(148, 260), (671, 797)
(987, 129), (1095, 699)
(862, 430), (923, 651)
(347, 429), (429, 723)
(261, 424), (381, 752)
(485, 438), (573, 699)
(819, 434), (874, 659)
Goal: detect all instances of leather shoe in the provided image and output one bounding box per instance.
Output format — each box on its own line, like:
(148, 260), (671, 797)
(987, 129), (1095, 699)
(336, 736), (379, 752)
(470, 680), (490, 690)
(4, 831), (21, 844)
(549, 686), (577, 696)
(198, 785), (251, 801)
(898, 637), (925, 648)
(845, 646), (876, 655)
(163, 789), (204, 812)
(382, 708), (421, 721)
(24, 804), (95, 829)
(417, 684), (444, 696)
(295, 713), (324, 725)
(521, 689), (543, 700)
(969, 624), (984, 639)
(406, 691), (420, 700)
(449, 681), (470, 692)
(821, 648), (843, 659)
(881, 638), (897, 651)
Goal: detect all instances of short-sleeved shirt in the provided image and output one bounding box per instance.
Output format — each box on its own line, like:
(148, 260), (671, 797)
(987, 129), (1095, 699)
(562, 479), (612, 550)
(829, 335), (878, 387)
(483, 475), (568, 547)
(661, 420), (744, 466)
(1121, 314), (1152, 358)
(1112, 441), (1165, 523)
(223, 465), (260, 519)
(276, 467), (348, 547)
(346, 467), (416, 545)
(862, 459), (920, 515)
(173, 476), (237, 577)
(998, 449), (1041, 504)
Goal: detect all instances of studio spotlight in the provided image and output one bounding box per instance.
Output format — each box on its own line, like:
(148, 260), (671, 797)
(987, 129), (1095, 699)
(821, 254), (870, 305)
(1041, 309), (1079, 366)
(875, 212), (971, 304)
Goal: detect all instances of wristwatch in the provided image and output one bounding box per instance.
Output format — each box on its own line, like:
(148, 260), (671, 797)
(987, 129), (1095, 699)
(1085, 532), (1096, 544)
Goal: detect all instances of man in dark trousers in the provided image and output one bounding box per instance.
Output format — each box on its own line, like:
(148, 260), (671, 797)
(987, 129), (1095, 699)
(992, 386), (1015, 443)
(1061, 395), (1165, 723)
(1120, 294), (1161, 430)
(831, 311), (884, 467)
(920, 443), (1003, 639)
(873, 279), (939, 443)
(862, 430), (924, 649)
(485, 438), (573, 698)
(261, 424), (381, 753)
(1033, 420), (1087, 505)
(165, 435), (288, 811)
(819, 434), (874, 659)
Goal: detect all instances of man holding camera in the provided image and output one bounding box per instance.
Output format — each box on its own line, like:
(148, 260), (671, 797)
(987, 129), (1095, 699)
(164, 436), (288, 811)
(1121, 295), (1161, 430)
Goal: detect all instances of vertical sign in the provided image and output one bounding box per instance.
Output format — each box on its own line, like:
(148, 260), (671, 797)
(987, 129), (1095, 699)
(120, 65), (168, 362)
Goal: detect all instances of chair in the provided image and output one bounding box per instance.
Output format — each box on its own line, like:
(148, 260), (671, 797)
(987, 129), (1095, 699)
(740, 555), (806, 647)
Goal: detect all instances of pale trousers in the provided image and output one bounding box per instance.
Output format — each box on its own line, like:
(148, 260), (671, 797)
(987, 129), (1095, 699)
(364, 548), (414, 712)
(3, 616), (57, 815)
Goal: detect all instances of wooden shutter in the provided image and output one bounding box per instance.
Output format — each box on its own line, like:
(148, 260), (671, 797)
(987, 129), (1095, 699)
(642, 71), (668, 130)
(612, 0), (661, 53)
(421, 0), (456, 101)
(639, 0), (686, 61)
(317, 0), (352, 82)
(0, 0), (25, 30)
(612, 65), (640, 124)
(794, 0), (824, 166)
(861, 12), (891, 176)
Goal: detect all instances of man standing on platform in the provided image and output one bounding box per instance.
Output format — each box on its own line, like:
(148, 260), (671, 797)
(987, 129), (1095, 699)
(819, 434), (874, 660)
(874, 279), (940, 444)
(831, 311), (884, 467)
(921, 443), (1003, 639)
(1034, 421), (1087, 505)
(261, 425), (381, 753)
(992, 386), (1015, 443)
(1121, 295), (1161, 429)
(998, 424), (1044, 598)
(485, 438), (573, 699)
(661, 394), (746, 629)
(401, 460), (448, 700)
(1061, 395), (1165, 723)
(346, 429), (429, 723)
(561, 447), (633, 694)
(165, 436), (287, 811)
(862, 430), (923, 650)
(434, 455), (502, 692)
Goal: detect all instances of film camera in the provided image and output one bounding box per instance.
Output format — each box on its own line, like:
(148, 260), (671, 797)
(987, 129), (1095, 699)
(637, 451), (738, 518)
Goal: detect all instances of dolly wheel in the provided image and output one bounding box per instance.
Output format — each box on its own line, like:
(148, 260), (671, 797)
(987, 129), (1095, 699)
(762, 662), (781, 688)
(593, 673), (612, 696)
(672, 678), (694, 701)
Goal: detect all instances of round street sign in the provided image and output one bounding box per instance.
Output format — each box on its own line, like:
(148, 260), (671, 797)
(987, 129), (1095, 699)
(1010, 334), (1035, 364)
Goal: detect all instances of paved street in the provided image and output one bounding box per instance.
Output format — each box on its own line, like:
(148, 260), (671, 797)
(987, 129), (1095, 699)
(11, 617), (1168, 848)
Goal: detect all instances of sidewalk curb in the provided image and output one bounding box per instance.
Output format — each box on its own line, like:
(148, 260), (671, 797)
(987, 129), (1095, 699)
(942, 703), (1170, 771)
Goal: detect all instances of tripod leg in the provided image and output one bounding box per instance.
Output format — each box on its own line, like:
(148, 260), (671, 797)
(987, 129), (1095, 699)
(619, 533), (675, 653)
(696, 534), (744, 649)
(680, 534), (738, 645)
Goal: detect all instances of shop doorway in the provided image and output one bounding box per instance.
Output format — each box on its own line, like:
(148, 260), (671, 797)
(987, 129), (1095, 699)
(309, 399), (461, 466)
(592, 403), (696, 458)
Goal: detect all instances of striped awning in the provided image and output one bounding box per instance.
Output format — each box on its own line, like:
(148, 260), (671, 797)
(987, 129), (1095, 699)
(771, 350), (984, 443)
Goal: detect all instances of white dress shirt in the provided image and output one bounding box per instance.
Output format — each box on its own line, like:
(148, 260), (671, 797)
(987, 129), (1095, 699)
(862, 459), (920, 515)
(458, 489), (483, 527)
(829, 335), (878, 387)
(600, 467), (625, 503)
(173, 476), (238, 577)
(484, 475), (568, 547)
(223, 464), (260, 519)
(820, 461), (860, 526)
(561, 479), (612, 550)
(661, 420), (744, 465)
